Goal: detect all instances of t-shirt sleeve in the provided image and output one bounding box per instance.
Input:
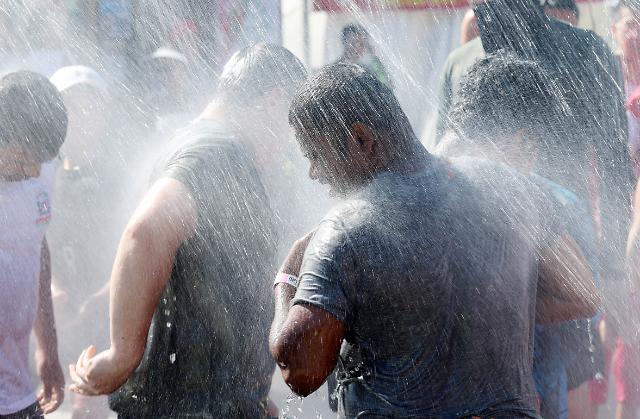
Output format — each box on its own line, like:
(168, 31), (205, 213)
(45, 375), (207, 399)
(157, 137), (255, 218)
(160, 144), (210, 196)
(292, 217), (354, 325)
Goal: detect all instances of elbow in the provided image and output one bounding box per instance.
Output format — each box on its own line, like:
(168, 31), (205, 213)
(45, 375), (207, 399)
(270, 338), (324, 397)
(281, 368), (325, 397)
(122, 221), (154, 247)
(536, 291), (601, 325)
(582, 290), (601, 318)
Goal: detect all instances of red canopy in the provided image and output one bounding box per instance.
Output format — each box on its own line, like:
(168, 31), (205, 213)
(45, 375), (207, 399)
(314, 0), (595, 11)
(315, 0), (485, 11)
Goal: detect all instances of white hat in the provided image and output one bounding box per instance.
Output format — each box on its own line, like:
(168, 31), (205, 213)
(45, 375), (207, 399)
(148, 47), (188, 65)
(50, 65), (108, 93)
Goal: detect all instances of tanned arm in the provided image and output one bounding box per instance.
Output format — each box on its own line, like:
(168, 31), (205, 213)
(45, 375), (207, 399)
(69, 177), (197, 395)
(536, 234), (600, 324)
(269, 234), (347, 397)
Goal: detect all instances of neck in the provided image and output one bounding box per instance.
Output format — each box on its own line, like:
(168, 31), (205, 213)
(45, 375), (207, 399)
(342, 50), (359, 62)
(198, 99), (273, 180)
(385, 141), (432, 176)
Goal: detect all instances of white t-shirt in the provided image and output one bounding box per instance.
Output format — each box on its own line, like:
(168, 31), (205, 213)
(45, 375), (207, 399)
(0, 162), (56, 415)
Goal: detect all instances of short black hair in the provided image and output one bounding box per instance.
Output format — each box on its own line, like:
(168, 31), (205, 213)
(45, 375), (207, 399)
(289, 63), (414, 156)
(449, 52), (567, 159)
(544, 0), (580, 17)
(341, 24), (369, 46)
(0, 71), (67, 161)
(217, 43), (307, 107)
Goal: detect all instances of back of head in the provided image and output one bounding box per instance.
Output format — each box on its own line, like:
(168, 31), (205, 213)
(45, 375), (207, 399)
(474, 0), (548, 57)
(216, 43), (306, 108)
(0, 71), (67, 162)
(341, 23), (369, 46)
(544, 0), (579, 15)
(449, 52), (567, 161)
(289, 63), (414, 156)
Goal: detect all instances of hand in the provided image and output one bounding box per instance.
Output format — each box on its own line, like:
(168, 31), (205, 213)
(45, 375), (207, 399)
(35, 350), (65, 413)
(279, 230), (316, 276)
(69, 346), (133, 396)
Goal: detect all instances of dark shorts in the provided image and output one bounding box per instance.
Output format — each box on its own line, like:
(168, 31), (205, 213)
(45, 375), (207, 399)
(0, 403), (44, 419)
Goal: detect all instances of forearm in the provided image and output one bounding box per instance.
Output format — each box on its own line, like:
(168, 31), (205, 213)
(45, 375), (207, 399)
(536, 295), (597, 324)
(269, 284), (296, 358)
(108, 224), (177, 368)
(34, 238), (59, 360)
(536, 235), (601, 324)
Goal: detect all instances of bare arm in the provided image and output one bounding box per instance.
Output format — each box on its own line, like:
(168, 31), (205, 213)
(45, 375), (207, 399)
(70, 177), (198, 395)
(269, 234), (347, 397)
(627, 179), (640, 288)
(33, 237), (65, 413)
(536, 234), (600, 324)
(270, 297), (346, 396)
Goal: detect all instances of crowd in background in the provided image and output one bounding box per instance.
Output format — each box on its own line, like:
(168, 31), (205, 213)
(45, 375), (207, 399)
(3, 1), (640, 419)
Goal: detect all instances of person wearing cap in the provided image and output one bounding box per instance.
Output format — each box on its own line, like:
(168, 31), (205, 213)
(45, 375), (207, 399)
(47, 65), (120, 419)
(141, 46), (196, 137)
(0, 71), (67, 418)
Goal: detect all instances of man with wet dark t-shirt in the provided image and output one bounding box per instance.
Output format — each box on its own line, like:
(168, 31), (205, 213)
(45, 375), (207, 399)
(67, 44), (306, 418)
(270, 64), (600, 418)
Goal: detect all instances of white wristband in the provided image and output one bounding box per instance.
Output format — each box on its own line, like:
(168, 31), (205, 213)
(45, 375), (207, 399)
(273, 272), (299, 289)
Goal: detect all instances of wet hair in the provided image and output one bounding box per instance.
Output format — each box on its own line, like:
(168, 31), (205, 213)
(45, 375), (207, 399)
(449, 52), (567, 157)
(543, 0), (579, 17)
(217, 43), (307, 107)
(289, 63), (414, 155)
(341, 24), (369, 46)
(610, 0), (640, 21)
(0, 71), (67, 161)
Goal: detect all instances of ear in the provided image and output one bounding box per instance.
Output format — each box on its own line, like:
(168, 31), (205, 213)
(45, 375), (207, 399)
(349, 122), (376, 156)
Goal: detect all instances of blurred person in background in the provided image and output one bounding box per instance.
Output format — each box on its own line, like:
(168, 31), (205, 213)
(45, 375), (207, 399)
(625, 176), (640, 419)
(579, 3), (640, 418)
(460, 9), (480, 44)
(0, 71), (67, 418)
(271, 63), (599, 418)
(141, 46), (196, 138)
(48, 65), (126, 419)
(616, 0), (640, 176)
(458, 0), (579, 46)
(441, 52), (600, 419)
(436, 1), (633, 409)
(337, 23), (393, 88)
(67, 44), (306, 419)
